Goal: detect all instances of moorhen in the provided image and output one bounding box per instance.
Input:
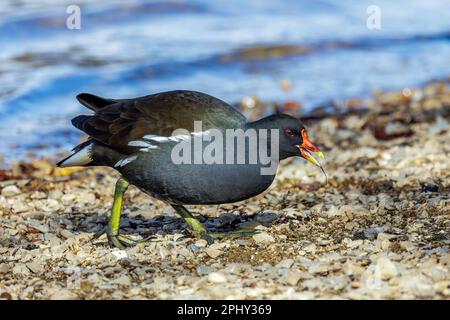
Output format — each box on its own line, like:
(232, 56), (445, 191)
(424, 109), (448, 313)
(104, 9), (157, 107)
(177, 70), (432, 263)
(57, 90), (324, 248)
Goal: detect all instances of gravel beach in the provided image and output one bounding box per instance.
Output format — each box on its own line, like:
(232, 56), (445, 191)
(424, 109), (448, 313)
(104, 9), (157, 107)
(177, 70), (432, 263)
(0, 81), (449, 300)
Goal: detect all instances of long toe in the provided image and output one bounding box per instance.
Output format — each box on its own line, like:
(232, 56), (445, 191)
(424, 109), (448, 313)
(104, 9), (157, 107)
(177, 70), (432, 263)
(92, 226), (107, 240)
(207, 229), (257, 241)
(107, 234), (148, 249)
(200, 232), (217, 245)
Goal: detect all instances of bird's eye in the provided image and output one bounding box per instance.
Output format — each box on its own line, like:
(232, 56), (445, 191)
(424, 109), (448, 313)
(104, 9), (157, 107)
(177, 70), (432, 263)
(284, 128), (293, 137)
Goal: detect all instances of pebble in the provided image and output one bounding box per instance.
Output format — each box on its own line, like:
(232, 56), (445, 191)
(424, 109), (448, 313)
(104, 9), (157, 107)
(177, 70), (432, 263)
(225, 263), (251, 274)
(252, 232), (275, 244)
(1, 185), (20, 197)
(376, 233), (397, 241)
(12, 202), (30, 213)
(29, 222), (49, 233)
(22, 211), (44, 219)
(111, 250), (128, 260)
(41, 199), (61, 212)
(197, 265), (214, 276)
(428, 115), (449, 134)
(50, 289), (78, 300)
(380, 239), (391, 251)
(276, 259), (294, 269)
(303, 278), (324, 290)
(205, 247), (223, 259)
(31, 191), (47, 200)
(398, 275), (435, 298)
(283, 270), (302, 286)
(400, 241), (416, 251)
(326, 275), (348, 290)
(375, 257), (398, 280)
(207, 272), (227, 284)
(0, 263), (9, 273)
(12, 264), (30, 276)
(26, 261), (44, 274)
(194, 239), (208, 248)
(60, 229), (75, 239)
(378, 194), (395, 210)
(188, 244), (202, 253)
(308, 262), (332, 275)
(354, 227), (384, 240)
(61, 194), (77, 205)
(44, 233), (62, 246)
(111, 275), (132, 286)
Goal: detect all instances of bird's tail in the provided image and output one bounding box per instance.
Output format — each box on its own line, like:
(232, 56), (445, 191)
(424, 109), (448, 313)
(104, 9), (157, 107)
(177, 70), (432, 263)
(56, 140), (95, 167)
(57, 140), (126, 168)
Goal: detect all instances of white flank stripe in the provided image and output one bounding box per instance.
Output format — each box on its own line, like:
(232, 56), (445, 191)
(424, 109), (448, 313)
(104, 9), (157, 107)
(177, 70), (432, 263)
(114, 155), (138, 168)
(143, 135), (170, 143)
(143, 131), (211, 143)
(127, 131), (214, 155)
(128, 140), (157, 148)
(142, 134), (160, 140)
(169, 136), (191, 142)
(128, 140), (159, 153)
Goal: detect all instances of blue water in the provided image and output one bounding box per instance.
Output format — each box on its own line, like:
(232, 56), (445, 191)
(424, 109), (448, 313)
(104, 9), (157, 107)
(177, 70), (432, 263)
(0, 0), (449, 163)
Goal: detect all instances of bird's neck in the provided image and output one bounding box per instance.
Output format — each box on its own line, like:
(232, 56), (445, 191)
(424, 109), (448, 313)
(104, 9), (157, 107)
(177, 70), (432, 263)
(242, 116), (284, 162)
(245, 114), (281, 131)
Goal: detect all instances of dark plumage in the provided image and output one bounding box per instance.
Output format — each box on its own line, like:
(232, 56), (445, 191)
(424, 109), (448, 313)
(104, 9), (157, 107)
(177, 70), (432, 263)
(58, 90), (324, 248)
(70, 91), (245, 154)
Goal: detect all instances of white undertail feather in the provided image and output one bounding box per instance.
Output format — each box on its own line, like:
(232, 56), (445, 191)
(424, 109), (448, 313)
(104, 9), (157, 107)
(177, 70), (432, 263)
(58, 142), (93, 167)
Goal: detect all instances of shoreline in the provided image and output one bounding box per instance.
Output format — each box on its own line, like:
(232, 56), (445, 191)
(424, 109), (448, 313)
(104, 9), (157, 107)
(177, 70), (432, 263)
(0, 81), (449, 299)
(1, 76), (449, 168)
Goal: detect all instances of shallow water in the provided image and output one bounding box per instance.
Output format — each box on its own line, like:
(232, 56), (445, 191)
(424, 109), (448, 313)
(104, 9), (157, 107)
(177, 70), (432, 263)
(0, 0), (449, 162)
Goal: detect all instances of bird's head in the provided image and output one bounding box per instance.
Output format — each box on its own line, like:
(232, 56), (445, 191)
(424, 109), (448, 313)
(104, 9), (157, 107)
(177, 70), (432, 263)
(258, 114), (326, 178)
(279, 116), (323, 162)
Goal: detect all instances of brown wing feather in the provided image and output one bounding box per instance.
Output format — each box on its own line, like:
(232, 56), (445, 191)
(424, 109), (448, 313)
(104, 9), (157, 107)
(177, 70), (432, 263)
(72, 90), (246, 154)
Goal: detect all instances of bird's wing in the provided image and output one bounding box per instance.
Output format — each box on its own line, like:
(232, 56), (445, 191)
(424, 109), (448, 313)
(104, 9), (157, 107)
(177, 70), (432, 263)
(72, 90), (247, 154)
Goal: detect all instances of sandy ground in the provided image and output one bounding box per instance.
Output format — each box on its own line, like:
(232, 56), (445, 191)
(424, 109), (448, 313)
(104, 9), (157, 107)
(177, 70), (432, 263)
(0, 81), (449, 299)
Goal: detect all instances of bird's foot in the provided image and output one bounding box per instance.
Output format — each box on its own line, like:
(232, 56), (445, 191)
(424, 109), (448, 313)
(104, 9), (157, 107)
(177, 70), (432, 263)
(184, 228), (213, 245)
(183, 218), (216, 244)
(107, 233), (149, 249)
(93, 226), (150, 249)
(172, 204), (257, 245)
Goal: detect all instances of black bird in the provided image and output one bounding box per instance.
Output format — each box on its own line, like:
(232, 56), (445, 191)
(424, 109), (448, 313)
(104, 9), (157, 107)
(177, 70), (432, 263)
(57, 90), (324, 248)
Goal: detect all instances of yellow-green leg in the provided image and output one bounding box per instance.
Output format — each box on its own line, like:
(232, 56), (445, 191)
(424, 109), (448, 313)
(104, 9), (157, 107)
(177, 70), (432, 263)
(106, 177), (145, 249)
(171, 204), (256, 244)
(171, 204), (212, 242)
